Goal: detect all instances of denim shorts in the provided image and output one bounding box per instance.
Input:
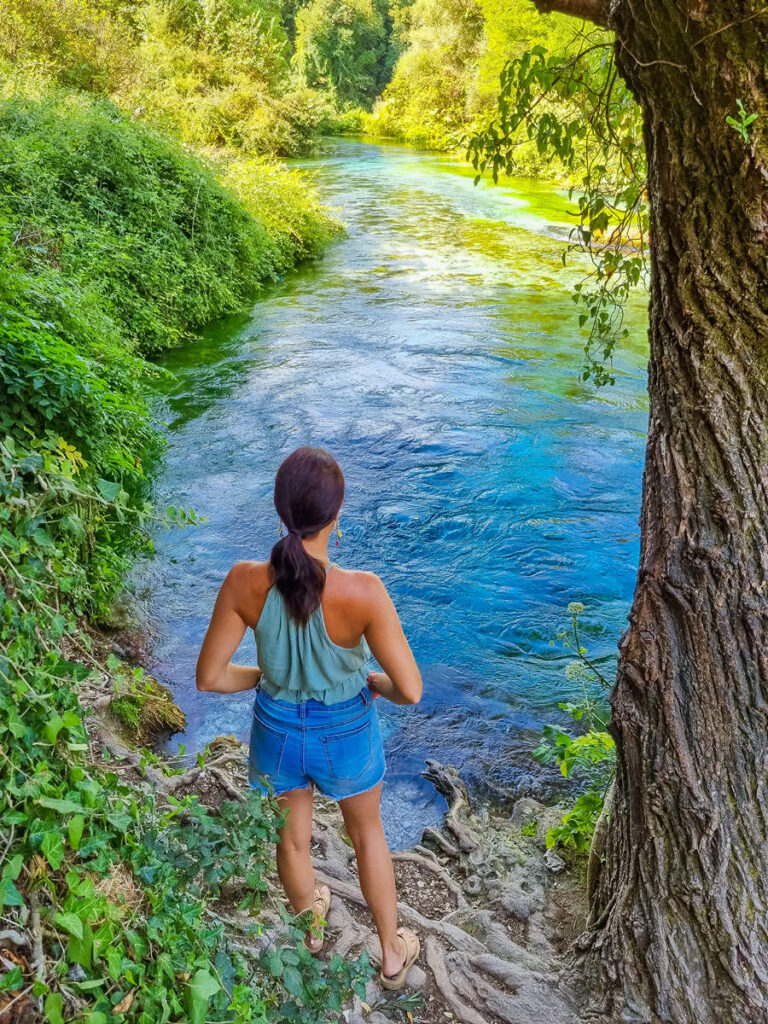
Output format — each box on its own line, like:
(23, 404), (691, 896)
(248, 686), (386, 801)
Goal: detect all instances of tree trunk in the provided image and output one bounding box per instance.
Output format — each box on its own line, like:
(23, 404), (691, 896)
(575, 4), (768, 1022)
(530, 0), (768, 1019)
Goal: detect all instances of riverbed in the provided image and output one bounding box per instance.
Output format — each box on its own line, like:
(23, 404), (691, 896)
(136, 138), (648, 849)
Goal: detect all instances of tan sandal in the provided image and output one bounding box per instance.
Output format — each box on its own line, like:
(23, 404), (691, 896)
(379, 927), (420, 990)
(303, 884), (331, 953)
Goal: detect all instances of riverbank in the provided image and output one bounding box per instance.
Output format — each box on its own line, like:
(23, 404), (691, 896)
(0, 80), (350, 1020)
(0, 578), (588, 1024)
(72, 672), (590, 1024)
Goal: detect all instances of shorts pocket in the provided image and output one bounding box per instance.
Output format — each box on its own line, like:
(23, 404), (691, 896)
(320, 719), (373, 780)
(250, 715), (288, 776)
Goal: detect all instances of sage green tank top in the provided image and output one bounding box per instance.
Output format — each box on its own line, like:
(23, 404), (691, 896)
(255, 565), (371, 705)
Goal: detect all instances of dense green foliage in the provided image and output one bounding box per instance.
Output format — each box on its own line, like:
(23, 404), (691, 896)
(1, 90), (338, 359)
(363, 0), (484, 148)
(292, 0), (405, 109)
(0, 6), (356, 1015)
(0, 0), (349, 156)
(533, 604), (616, 853)
(363, 0), (575, 159)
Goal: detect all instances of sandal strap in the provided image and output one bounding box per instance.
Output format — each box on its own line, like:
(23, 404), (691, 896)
(312, 885), (331, 917)
(397, 927), (419, 959)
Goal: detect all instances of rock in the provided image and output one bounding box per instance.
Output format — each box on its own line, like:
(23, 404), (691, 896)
(404, 965), (428, 992)
(68, 964), (87, 982)
(364, 979), (380, 1006)
(510, 797), (546, 827)
(108, 673), (186, 745)
(101, 593), (140, 630)
(448, 908), (538, 962)
(362, 932), (382, 964)
(499, 884), (538, 922)
(544, 848), (567, 873)
(463, 874), (482, 895)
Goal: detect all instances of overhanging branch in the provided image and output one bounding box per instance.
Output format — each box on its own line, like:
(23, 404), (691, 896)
(531, 0), (611, 29)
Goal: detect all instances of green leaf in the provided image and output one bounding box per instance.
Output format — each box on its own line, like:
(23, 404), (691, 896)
(0, 877), (23, 909)
(68, 815), (85, 851)
(283, 965), (304, 998)
(186, 968), (221, 1024)
(2, 854), (23, 880)
(0, 966), (23, 991)
(68, 921), (93, 968)
(42, 831), (65, 869)
(38, 797), (85, 815)
(267, 951), (283, 977)
(53, 911), (83, 940)
(96, 478), (121, 501)
(44, 992), (64, 1024)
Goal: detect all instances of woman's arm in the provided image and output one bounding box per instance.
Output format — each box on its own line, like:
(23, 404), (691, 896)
(196, 565), (262, 693)
(363, 576), (422, 705)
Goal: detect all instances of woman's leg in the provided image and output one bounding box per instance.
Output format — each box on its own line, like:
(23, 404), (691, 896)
(276, 787), (315, 913)
(338, 783), (405, 977)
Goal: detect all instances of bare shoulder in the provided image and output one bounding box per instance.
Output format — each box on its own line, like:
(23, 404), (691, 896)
(330, 566), (390, 610)
(224, 560), (271, 623)
(226, 559), (271, 588)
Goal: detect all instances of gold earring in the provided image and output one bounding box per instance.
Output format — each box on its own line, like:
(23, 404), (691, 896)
(336, 520), (342, 547)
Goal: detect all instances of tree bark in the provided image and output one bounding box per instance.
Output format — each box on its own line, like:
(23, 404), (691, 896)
(531, 2), (768, 1021)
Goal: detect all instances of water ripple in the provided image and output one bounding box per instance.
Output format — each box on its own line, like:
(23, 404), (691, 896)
(135, 139), (648, 849)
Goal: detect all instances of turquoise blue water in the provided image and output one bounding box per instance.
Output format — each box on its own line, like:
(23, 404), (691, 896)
(136, 139), (648, 848)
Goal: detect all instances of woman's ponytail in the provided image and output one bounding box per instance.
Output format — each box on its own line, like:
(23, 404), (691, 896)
(269, 447), (345, 624)
(270, 531), (327, 624)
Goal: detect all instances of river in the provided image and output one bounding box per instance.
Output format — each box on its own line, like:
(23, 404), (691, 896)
(136, 138), (649, 849)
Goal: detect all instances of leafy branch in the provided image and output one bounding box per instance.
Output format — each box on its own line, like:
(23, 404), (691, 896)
(468, 34), (649, 385)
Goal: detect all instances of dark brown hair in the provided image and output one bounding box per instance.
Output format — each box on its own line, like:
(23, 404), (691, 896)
(269, 447), (345, 624)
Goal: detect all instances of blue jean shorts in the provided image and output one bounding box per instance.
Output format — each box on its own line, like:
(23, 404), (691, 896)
(249, 686), (386, 801)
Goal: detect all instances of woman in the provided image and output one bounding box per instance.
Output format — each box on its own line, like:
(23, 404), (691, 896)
(196, 446), (422, 989)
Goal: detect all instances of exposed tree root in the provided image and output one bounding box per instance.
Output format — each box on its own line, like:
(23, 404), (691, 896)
(308, 760), (583, 1023)
(87, 709), (586, 1024)
(390, 850), (468, 906)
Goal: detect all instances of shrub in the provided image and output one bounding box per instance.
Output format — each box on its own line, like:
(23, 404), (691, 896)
(533, 603), (616, 853)
(0, 88), (339, 356)
(0, 79), (359, 1017)
(0, 0), (359, 158)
